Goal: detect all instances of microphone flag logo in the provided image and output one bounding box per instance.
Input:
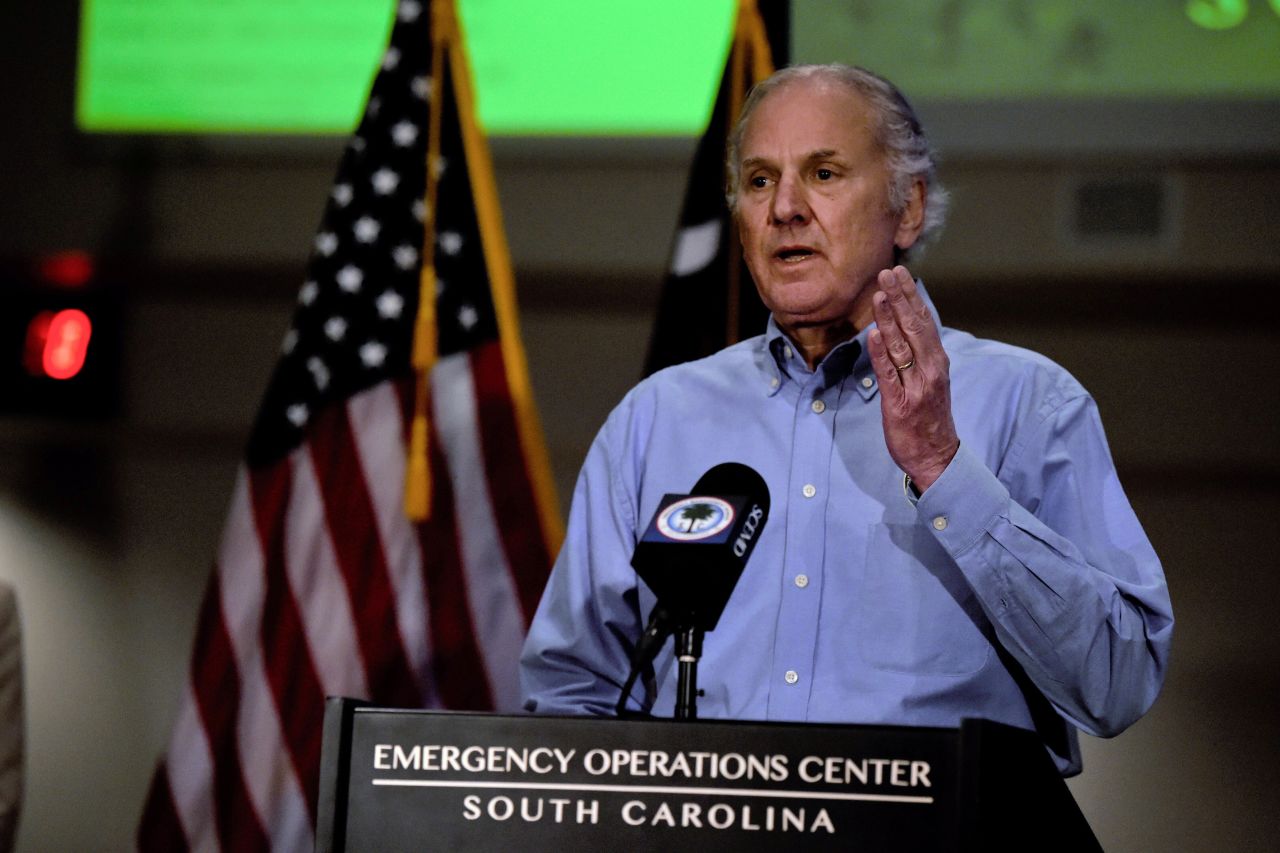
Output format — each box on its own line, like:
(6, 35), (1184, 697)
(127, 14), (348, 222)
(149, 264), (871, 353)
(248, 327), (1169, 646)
(655, 496), (735, 541)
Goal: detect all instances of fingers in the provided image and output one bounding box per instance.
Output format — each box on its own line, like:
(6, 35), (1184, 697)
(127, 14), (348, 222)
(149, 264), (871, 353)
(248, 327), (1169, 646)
(870, 268), (960, 489)
(878, 266), (941, 354)
(872, 279), (917, 375)
(868, 328), (905, 402)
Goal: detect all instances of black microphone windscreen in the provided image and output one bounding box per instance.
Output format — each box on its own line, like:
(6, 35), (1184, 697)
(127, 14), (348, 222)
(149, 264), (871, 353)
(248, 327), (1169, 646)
(631, 461), (771, 631)
(692, 462), (770, 514)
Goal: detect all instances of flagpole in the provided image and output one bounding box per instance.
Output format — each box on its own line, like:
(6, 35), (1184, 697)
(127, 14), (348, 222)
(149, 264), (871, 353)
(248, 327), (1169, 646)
(725, 10), (748, 346)
(404, 2), (451, 521)
(424, 0), (564, 549)
(725, 0), (775, 346)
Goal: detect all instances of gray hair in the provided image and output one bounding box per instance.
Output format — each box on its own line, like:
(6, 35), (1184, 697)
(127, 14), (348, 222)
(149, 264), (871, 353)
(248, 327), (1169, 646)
(725, 64), (949, 257)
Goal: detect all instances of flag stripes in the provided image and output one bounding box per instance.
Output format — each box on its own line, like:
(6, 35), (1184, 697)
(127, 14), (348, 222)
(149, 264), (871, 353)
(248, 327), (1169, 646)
(470, 340), (554, 622)
(347, 383), (438, 704)
(305, 403), (420, 707)
(151, 359), (544, 848)
(248, 462), (328, 835)
(432, 349), (527, 712)
(240, 466), (318, 849)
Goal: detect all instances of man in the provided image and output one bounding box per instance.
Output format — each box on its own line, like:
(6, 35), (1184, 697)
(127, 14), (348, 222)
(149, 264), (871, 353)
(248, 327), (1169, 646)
(520, 64), (1173, 774)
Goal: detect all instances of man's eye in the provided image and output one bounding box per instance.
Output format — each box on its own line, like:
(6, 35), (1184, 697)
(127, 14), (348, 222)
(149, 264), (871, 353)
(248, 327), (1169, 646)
(749, 176), (769, 188)
(816, 168), (833, 180)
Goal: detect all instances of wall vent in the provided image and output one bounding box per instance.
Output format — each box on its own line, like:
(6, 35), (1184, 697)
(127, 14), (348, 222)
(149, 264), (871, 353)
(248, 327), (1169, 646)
(1058, 172), (1181, 256)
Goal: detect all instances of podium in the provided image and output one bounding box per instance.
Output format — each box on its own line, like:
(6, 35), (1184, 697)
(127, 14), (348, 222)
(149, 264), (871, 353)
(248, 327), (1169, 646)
(316, 698), (1099, 852)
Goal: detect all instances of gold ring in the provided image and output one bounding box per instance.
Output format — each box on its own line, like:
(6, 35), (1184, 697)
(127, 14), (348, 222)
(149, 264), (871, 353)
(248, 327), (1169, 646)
(894, 359), (915, 371)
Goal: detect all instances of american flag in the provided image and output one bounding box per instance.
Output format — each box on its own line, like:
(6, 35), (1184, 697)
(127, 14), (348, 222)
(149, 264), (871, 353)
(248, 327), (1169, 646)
(136, 1), (560, 849)
(644, 0), (776, 375)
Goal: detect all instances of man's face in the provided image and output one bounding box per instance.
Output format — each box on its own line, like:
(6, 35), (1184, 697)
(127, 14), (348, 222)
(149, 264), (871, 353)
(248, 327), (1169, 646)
(735, 78), (923, 333)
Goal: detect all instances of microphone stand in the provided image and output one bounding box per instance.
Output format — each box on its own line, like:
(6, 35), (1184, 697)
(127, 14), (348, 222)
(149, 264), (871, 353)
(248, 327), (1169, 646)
(673, 626), (704, 720)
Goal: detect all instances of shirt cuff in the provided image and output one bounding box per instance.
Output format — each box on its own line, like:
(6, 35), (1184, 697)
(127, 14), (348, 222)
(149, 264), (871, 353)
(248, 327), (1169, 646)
(913, 442), (1009, 554)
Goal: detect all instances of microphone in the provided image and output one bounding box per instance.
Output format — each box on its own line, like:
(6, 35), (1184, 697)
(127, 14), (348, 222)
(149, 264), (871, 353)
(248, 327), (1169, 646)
(616, 463), (770, 717)
(630, 461), (771, 632)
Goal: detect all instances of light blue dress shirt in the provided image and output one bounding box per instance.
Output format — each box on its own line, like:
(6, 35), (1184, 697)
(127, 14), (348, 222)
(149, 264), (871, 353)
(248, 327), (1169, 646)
(520, 287), (1173, 774)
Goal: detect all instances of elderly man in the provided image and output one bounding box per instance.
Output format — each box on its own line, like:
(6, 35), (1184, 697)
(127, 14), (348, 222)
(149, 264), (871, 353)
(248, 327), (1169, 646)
(520, 64), (1173, 774)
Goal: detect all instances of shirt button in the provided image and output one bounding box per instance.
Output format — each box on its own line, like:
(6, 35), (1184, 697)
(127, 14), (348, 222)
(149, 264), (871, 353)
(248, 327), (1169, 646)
(802, 484), (816, 498)
(932, 516), (948, 531)
(784, 670), (799, 685)
(794, 573), (809, 589)
(769, 376), (779, 389)
(861, 376), (874, 389)
(783, 345), (793, 359)
(810, 399), (826, 414)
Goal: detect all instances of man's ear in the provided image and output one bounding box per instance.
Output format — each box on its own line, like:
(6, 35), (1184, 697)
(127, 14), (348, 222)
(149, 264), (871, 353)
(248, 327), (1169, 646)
(894, 178), (926, 251)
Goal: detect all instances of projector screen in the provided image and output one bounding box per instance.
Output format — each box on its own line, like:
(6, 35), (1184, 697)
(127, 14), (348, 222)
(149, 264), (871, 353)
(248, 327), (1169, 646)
(792, 0), (1280, 155)
(794, 0), (1280, 99)
(76, 0), (1279, 150)
(75, 0), (737, 136)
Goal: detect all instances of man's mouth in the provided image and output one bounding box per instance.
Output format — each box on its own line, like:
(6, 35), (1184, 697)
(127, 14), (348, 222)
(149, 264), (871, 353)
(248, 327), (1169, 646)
(774, 246), (816, 263)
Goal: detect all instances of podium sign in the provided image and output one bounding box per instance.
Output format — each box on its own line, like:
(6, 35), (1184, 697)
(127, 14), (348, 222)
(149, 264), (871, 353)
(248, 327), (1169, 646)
(316, 700), (1098, 852)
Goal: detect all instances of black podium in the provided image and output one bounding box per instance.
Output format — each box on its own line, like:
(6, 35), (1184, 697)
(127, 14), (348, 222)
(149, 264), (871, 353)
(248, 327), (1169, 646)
(315, 698), (1099, 852)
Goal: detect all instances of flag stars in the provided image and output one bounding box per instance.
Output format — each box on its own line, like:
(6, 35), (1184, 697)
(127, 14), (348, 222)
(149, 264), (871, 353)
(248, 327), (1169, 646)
(323, 317), (348, 342)
(336, 265), (364, 292)
(350, 136), (366, 154)
(354, 217), (381, 244)
(331, 183), (354, 207)
(307, 356), (331, 390)
(371, 168), (400, 195)
(382, 47), (401, 71)
(367, 96), (382, 118)
(458, 304), (479, 330)
(377, 290), (405, 319)
(282, 328), (299, 354)
(398, 0), (423, 22)
(391, 120), (418, 147)
(286, 403), (309, 427)
(360, 340), (388, 368)
(392, 245), (419, 270)
(433, 155), (448, 178)
(412, 199), (429, 223)
(438, 231), (463, 256)
(315, 232), (338, 256)
(411, 76), (432, 100)
(299, 280), (319, 305)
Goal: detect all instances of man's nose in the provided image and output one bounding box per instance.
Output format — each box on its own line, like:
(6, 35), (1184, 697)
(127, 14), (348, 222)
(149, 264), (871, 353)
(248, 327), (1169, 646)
(770, 173), (810, 224)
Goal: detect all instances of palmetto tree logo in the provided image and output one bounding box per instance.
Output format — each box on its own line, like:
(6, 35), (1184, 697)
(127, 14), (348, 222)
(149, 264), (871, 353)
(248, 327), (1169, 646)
(656, 496), (734, 541)
(678, 502), (717, 533)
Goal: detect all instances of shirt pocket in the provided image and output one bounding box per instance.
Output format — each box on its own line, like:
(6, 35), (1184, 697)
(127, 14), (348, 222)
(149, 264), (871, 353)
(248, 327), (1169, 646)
(858, 522), (992, 676)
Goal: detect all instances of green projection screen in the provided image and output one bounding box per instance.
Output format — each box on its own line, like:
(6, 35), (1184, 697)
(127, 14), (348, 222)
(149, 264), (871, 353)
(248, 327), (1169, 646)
(77, 0), (1280, 138)
(793, 0), (1280, 99)
(75, 0), (737, 136)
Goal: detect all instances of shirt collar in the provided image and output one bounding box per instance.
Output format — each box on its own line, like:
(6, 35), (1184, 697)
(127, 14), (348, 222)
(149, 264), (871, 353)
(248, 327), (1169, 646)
(756, 279), (942, 398)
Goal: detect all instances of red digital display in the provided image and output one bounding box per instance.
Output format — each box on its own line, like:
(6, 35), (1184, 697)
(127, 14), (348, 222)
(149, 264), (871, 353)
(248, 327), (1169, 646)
(23, 309), (93, 380)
